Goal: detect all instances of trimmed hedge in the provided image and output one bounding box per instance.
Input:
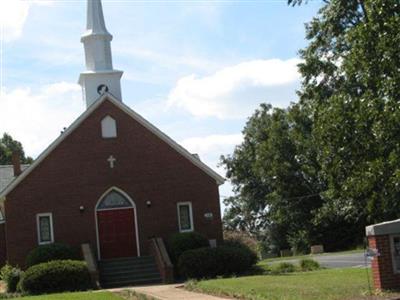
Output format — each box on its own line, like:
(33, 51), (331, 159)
(20, 260), (91, 295)
(223, 239), (258, 266)
(177, 246), (256, 279)
(168, 232), (209, 263)
(223, 230), (260, 258)
(26, 243), (80, 267)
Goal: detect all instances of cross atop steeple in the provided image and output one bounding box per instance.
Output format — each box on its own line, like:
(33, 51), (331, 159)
(79, 0), (123, 108)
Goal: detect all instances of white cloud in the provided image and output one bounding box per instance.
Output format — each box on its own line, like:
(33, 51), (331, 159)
(116, 46), (223, 75)
(181, 134), (242, 156)
(0, 0), (53, 42)
(168, 58), (301, 119)
(180, 133), (242, 175)
(0, 82), (83, 157)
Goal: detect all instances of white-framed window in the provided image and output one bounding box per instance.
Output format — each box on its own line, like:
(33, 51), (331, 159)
(101, 115), (117, 138)
(0, 209), (5, 224)
(36, 213), (54, 245)
(391, 235), (400, 273)
(177, 202), (194, 232)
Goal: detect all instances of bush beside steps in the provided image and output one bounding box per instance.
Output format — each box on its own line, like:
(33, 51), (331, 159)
(26, 243), (80, 267)
(168, 232), (209, 264)
(19, 260), (92, 295)
(178, 245), (256, 279)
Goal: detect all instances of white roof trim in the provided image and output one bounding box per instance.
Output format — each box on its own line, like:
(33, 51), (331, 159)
(0, 94), (224, 199)
(366, 219), (400, 236)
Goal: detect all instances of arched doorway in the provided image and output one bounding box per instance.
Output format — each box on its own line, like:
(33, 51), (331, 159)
(95, 188), (139, 260)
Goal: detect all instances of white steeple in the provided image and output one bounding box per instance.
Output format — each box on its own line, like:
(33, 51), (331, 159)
(79, 0), (123, 108)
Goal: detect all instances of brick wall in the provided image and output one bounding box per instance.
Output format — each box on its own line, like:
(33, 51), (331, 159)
(368, 235), (400, 290)
(4, 99), (223, 267)
(0, 223), (6, 266)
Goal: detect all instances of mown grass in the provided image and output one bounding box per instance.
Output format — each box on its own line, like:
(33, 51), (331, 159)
(1, 291), (122, 300)
(187, 268), (374, 300)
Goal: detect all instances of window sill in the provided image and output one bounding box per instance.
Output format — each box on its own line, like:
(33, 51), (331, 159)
(38, 241), (54, 246)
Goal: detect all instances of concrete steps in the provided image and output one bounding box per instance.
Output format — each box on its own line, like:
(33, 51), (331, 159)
(99, 256), (162, 288)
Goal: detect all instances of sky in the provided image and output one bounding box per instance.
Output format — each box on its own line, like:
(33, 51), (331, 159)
(0, 0), (322, 212)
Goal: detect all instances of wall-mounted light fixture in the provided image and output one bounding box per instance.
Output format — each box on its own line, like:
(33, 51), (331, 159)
(79, 206), (85, 212)
(204, 212), (213, 220)
(146, 200), (152, 208)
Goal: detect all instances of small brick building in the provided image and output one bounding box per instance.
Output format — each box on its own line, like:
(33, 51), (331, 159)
(0, 94), (224, 267)
(366, 219), (400, 290)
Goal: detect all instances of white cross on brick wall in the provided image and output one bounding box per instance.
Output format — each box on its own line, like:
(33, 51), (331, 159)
(107, 155), (116, 168)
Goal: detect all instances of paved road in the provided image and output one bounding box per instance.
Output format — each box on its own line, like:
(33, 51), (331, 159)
(270, 252), (372, 268)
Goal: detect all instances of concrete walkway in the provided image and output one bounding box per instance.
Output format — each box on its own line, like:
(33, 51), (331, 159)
(111, 284), (229, 300)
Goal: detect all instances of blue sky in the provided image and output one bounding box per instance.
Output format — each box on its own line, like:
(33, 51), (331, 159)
(0, 0), (322, 210)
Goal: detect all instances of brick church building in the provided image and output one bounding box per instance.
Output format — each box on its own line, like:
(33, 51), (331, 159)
(0, 0), (224, 284)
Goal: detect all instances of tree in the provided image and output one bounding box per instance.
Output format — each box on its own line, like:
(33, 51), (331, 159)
(221, 104), (324, 253)
(223, 0), (400, 252)
(292, 0), (400, 228)
(0, 133), (33, 165)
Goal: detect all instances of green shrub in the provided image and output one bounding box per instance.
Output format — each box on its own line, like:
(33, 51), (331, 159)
(178, 245), (256, 279)
(223, 230), (260, 258)
(26, 243), (80, 267)
(16, 274), (24, 293)
(168, 232), (209, 263)
(0, 264), (24, 293)
(20, 260), (91, 295)
(178, 247), (217, 279)
(223, 239), (258, 266)
(299, 258), (320, 271)
(271, 262), (296, 274)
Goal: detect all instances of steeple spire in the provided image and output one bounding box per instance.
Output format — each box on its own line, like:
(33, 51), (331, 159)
(79, 0), (123, 108)
(85, 0), (110, 36)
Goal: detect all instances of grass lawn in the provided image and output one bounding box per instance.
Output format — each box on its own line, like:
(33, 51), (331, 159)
(259, 249), (364, 264)
(10, 291), (123, 300)
(187, 268), (381, 300)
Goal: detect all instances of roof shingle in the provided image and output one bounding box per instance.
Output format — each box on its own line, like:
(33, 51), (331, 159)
(0, 165), (30, 194)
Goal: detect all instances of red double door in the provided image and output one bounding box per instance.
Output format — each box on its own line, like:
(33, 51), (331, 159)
(97, 208), (137, 259)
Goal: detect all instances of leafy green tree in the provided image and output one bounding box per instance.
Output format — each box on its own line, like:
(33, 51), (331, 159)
(223, 0), (400, 252)
(292, 0), (400, 229)
(221, 104), (324, 252)
(0, 133), (33, 165)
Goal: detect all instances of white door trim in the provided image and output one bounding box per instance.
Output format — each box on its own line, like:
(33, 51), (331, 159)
(94, 186), (140, 260)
